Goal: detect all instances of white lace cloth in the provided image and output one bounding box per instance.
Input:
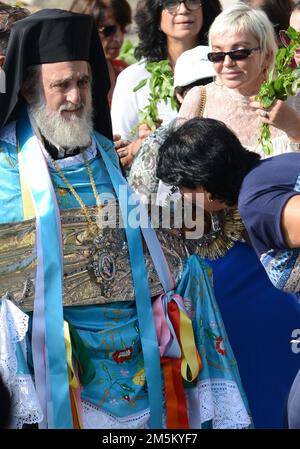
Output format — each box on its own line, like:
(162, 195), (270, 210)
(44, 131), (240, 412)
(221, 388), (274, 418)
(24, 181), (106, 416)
(82, 400), (149, 429)
(179, 83), (300, 158)
(82, 378), (251, 429)
(0, 299), (43, 428)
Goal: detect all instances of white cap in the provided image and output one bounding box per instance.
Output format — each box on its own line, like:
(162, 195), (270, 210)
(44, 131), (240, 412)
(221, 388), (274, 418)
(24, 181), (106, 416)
(173, 45), (215, 88)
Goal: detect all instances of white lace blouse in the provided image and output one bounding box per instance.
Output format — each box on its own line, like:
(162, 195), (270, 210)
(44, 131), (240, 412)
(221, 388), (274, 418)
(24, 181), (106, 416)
(178, 82), (300, 158)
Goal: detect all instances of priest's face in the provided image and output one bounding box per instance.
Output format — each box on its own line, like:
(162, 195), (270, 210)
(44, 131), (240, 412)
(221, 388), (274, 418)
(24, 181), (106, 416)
(26, 60), (94, 149)
(40, 60), (91, 119)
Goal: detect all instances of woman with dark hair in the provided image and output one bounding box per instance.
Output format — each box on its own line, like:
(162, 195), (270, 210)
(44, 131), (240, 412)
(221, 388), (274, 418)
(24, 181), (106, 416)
(243, 0), (294, 47)
(157, 116), (300, 429)
(134, 5), (300, 428)
(111, 0), (222, 148)
(134, 0), (222, 62)
(70, 0), (132, 103)
(157, 116), (300, 300)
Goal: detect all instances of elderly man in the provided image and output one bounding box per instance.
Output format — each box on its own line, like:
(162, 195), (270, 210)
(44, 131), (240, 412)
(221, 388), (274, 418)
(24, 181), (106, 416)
(0, 10), (251, 430)
(0, 8), (163, 430)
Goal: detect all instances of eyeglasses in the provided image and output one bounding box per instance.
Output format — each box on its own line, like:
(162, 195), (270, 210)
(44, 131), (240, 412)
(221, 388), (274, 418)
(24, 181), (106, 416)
(161, 0), (202, 14)
(207, 47), (261, 63)
(98, 24), (126, 38)
(279, 30), (291, 48)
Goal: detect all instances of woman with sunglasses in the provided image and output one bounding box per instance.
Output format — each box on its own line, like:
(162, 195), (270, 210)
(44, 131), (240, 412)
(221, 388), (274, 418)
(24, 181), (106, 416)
(70, 0), (131, 104)
(111, 0), (221, 166)
(179, 4), (300, 157)
(176, 4), (300, 428)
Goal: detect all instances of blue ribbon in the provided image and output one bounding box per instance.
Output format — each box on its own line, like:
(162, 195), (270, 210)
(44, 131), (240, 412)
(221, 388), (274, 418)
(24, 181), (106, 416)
(94, 132), (163, 429)
(18, 108), (73, 429)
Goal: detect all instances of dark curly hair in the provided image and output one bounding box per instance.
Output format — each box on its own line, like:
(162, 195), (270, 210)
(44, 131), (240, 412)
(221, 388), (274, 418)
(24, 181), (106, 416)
(0, 3), (29, 55)
(293, 1), (300, 13)
(157, 117), (260, 207)
(243, 0), (293, 40)
(70, 0), (131, 29)
(134, 0), (222, 62)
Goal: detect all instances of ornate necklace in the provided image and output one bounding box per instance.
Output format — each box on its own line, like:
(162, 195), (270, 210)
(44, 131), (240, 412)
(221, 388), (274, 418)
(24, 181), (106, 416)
(50, 150), (103, 238)
(194, 209), (245, 260)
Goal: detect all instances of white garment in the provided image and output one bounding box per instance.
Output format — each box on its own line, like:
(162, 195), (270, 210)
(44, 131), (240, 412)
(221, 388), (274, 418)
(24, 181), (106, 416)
(178, 82), (300, 158)
(0, 299), (43, 428)
(111, 61), (177, 141)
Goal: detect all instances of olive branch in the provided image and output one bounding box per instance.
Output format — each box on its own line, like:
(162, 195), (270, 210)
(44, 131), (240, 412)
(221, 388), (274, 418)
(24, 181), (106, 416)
(256, 27), (300, 155)
(131, 60), (177, 136)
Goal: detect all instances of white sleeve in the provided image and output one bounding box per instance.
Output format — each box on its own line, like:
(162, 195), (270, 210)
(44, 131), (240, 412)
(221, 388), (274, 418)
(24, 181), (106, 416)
(246, 134), (297, 159)
(111, 63), (150, 141)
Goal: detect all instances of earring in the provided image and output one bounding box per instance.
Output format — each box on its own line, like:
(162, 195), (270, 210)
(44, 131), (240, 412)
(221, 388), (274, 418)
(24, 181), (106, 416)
(207, 194), (214, 203)
(213, 75), (223, 87)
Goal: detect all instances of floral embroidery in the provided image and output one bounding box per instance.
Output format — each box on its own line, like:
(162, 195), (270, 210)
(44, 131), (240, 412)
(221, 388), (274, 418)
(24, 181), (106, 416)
(132, 368), (146, 386)
(216, 336), (226, 356)
(205, 328), (227, 357)
(112, 346), (133, 364)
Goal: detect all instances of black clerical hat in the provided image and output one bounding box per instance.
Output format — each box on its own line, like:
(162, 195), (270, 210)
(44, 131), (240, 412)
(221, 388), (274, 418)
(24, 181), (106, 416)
(0, 8), (112, 139)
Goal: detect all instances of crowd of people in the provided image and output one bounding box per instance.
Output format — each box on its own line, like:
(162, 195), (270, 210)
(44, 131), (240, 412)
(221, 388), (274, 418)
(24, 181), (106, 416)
(0, 0), (300, 430)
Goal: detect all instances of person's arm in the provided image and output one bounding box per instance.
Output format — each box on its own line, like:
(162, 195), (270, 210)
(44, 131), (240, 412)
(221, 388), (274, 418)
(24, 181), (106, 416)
(117, 123), (154, 169)
(250, 99), (300, 143)
(111, 65), (141, 141)
(281, 194), (300, 248)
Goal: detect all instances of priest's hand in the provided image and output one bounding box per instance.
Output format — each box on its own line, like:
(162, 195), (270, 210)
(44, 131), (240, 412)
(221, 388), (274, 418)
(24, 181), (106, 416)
(117, 123), (157, 169)
(113, 134), (130, 159)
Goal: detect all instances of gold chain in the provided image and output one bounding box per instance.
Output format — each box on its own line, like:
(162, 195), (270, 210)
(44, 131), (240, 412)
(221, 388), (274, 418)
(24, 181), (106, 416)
(50, 151), (102, 237)
(81, 151), (103, 213)
(198, 85), (207, 118)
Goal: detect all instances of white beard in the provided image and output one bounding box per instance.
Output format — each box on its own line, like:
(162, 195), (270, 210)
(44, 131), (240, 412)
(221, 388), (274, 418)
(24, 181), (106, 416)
(29, 91), (94, 149)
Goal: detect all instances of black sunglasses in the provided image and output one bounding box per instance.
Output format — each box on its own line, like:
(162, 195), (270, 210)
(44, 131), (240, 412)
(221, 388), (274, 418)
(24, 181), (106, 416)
(98, 25), (123, 38)
(207, 47), (261, 63)
(161, 0), (202, 13)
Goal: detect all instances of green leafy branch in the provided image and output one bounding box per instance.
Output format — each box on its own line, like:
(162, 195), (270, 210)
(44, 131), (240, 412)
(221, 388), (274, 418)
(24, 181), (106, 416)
(256, 27), (300, 155)
(131, 59), (177, 136)
(118, 39), (137, 66)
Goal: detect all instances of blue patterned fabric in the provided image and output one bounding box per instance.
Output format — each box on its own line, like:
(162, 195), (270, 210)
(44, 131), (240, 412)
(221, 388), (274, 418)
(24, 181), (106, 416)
(63, 256), (251, 424)
(0, 125), (251, 428)
(259, 173), (300, 298)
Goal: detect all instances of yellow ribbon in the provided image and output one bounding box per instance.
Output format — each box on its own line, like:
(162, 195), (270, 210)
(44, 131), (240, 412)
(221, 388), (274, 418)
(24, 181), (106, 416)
(64, 321), (79, 389)
(64, 321), (84, 428)
(179, 309), (202, 382)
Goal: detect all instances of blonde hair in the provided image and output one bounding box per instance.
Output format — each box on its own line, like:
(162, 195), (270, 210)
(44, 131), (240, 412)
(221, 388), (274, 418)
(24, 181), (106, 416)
(208, 3), (278, 71)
